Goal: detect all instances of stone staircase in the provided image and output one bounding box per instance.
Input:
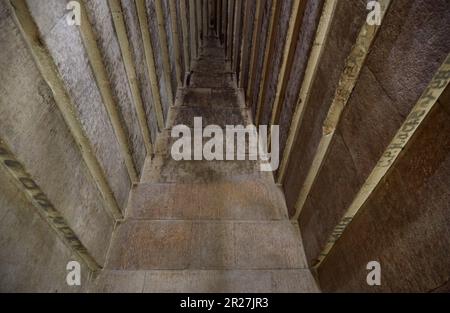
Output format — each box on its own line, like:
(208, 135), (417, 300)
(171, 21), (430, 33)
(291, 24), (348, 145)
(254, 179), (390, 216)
(88, 38), (319, 293)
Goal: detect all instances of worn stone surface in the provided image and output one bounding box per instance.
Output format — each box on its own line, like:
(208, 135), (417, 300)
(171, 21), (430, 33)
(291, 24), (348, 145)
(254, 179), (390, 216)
(127, 181), (288, 220)
(0, 3), (114, 266)
(0, 170), (89, 292)
(89, 269), (319, 293)
(318, 101), (450, 292)
(107, 220), (307, 270)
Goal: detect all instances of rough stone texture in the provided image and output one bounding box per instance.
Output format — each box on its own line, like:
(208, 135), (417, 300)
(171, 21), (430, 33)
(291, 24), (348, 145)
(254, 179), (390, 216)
(0, 3), (114, 265)
(126, 181), (288, 220)
(238, 0), (256, 91)
(0, 172), (89, 292)
(259, 0), (293, 126)
(168, 106), (250, 128)
(84, 0), (146, 174)
(89, 269), (319, 293)
(278, 0), (324, 159)
(298, 0), (450, 266)
(26, 0), (130, 210)
(107, 220), (307, 270)
(283, 0), (367, 217)
(161, 0), (178, 95)
(318, 100), (450, 292)
(146, 0), (170, 119)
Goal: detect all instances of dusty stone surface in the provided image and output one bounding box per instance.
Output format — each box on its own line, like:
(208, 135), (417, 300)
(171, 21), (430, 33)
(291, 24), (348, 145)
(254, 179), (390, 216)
(0, 3), (114, 266)
(26, 0), (131, 209)
(318, 101), (450, 292)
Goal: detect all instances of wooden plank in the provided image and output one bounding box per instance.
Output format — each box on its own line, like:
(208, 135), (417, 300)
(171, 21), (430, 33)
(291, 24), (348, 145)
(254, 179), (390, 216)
(203, 0), (208, 39)
(10, 0), (123, 220)
(269, 0), (307, 128)
(246, 0), (263, 102)
(226, 0), (235, 60)
(232, 0), (242, 73)
(238, 0), (252, 89)
(292, 0), (392, 221)
(168, 0), (183, 86)
(189, 0), (198, 60)
(135, 0), (165, 131)
(196, 0), (202, 48)
(0, 139), (101, 271)
(155, 0), (174, 105)
(108, 0), (153, 166)
(254, 0), (282, 126)
(315, 53), (450, 269)
(180, 0), (191, 73)
(277, 0), (337, 183)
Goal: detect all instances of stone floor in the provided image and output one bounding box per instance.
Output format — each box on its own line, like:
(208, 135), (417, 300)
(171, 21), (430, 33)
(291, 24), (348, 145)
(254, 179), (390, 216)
(88, 37), (320, 293)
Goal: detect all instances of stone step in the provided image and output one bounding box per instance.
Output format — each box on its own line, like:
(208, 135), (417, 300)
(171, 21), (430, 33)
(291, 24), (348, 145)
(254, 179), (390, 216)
(175, 88), (245, 109)
(141, 155), (273, 184)
(106, 220), (308, 271)
(126, 181), (288, 221)
(189, 71), (236, 89)
(167, 106), (251, 129)
(88, 269), (320, 293)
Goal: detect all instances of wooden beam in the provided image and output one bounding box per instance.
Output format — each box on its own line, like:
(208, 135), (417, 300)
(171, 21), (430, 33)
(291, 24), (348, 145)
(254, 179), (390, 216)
(246, 0), (263, 102)
(0, 139), (101, 271)
(292, 0), (392, 221)
(315, 53), (450, 269)
(226, 0), (234, 60)
(269, 0), (307, 128)
(108, 0), (154, 164)
(232, 0), (242, 73)
(254, 0), (282, 126)
(203, 0), (208, 39)
(180, 0), (191, 72)
(168, 0), (183, 86)
(135, 0), (165, 131)
(221, 0), (227, 46)
(196, 0), (202, 49)
(277, 0), (337, 183)
(10, 0), (123, 220)
(189, 0), (198, 60)
(238, 0), (252, 89)
(155, 0), (174, 105)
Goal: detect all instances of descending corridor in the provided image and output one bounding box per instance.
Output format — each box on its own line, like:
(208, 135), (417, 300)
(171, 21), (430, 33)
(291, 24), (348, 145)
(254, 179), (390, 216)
(1, 0), (449, 293)
(89, 38), (319, 292)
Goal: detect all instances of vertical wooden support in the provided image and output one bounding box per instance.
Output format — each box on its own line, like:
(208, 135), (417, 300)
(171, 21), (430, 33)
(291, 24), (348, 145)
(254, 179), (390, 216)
(10, 0), (123, 220)
(292, 0), (392, 222)
(232, 0), (242, 73)
(135, 0), (165, 131)
(255, 0), (282, 126)
(180, 0), (191, 72)
(155, 0), (174, 105)
(203, 0), (208, 39)
(222, 0), (227, 46)
(189, 0), (198, 60)
(269, 0), (307, 128)
(226, 0), (234, 60)
(316, 53), (450, 268)
(78, 0), (140, 182)
(108, 0), (154, 163)
(246, 0), (263, 102)
(277, 0), (337, 183)
(196, 0), (202, 49)
(168, 0), (183, 86)
(238, 0), (252, 89)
